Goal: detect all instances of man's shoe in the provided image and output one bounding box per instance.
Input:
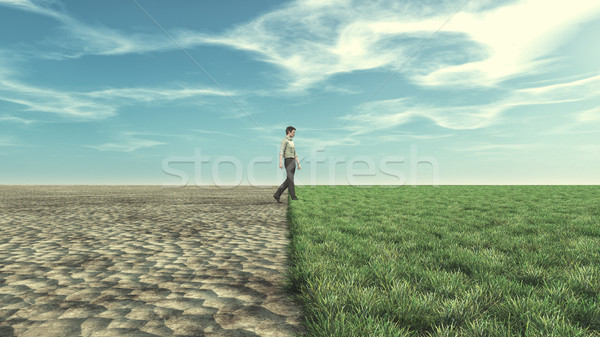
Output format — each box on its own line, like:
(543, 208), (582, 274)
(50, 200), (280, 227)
(274, 195), (282, 203)
(291, 197), (299, 200)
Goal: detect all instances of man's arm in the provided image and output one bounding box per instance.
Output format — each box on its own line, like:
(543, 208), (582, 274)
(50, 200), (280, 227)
(279, 139), (286, 168)
(295, 155), (301, 169)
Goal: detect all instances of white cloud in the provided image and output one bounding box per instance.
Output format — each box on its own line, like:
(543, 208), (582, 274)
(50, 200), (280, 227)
(377, 133), (453, 142)
(0, 0), (171, 58)
(191, 129), (242, 138)
(340, 73), (600, 131)
(0, 2), (251, 120)
(247, 123), (361, 153)
(0, 79), (117, 119)
(177, 0), (600, 91)
(0, 135), (16, 146)
(452, 143), (539, 152)
(539, 105), (600, 135)
(0, 115), (37, 125)
(3, 0), (598, 92)
(0, 134), (31, 147)
(417, 0), (600, 87)
(339, 97), (502, 131)
(85, 86), (229, 101)
(87, 139), (165, 152)
(0, 79), (235, 119)
(577, 107), (600, 122)
(509, 74), (600, 105)
(177, 2), (415, 91)
(298, 135), (361, 150)
(86, 131), (167, 152)
(0, 0), (63, 20)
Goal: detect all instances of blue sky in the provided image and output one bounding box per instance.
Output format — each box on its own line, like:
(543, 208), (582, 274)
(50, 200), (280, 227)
(1, 0), (599, 185)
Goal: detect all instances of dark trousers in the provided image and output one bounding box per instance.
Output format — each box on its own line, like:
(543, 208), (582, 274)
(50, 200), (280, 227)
(274, 158), (296, 199)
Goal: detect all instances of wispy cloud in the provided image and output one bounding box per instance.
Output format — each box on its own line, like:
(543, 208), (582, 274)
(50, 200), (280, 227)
(0, 49), (13, 76)
(511, 74), (600, 104)
(298, 135), (361, 151)
(3, 0), (597, 93)
(540, 105), (600, 135)
(339, 74), (600, 132)
(0, 0), (64, 20)
(87, 139), (165, 152)
(414, 0), (600, 87)
(86, 131), (167, 152)
(175, 1), (422, 91)
(339, 97), (502, 132)
(0, 0), (489, 91)
(0, 0), (171, 59)
(0, 79), (237, 119)
(576, 107), (600, 123)
(85, 85), (230, 102)
(0, 134), (30, 147)
(377, 133), (454, 142)
(0, 115), (37, 125)
(0, 135), (16, 146)
(452, 143), (540, 152)
(175, 0), (600, 91)
(191, 129), (242, 138)
(249, 123), (363, 153)
(0, 79), (118, 119)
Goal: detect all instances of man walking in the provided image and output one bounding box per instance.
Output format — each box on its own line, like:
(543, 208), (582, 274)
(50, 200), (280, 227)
(274, 126), (301, 202)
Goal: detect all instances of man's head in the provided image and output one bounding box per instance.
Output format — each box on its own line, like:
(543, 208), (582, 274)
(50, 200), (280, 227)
(286, 126), (296, 137)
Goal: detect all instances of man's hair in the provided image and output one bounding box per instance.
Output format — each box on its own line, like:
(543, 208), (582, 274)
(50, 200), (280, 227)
(286, 126), (296, 135)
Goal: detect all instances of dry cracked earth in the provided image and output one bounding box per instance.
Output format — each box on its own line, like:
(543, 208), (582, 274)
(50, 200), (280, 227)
(0, 186), (305, 337)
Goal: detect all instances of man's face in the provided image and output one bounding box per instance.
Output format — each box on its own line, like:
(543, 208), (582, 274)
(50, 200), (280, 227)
(288, 130), (296, 138)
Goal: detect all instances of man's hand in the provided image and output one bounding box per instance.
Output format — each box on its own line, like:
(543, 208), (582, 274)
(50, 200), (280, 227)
(297, 164), (301, 170)
(279, 161), (283, 169)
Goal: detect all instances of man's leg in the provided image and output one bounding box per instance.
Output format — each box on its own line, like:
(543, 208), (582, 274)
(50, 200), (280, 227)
(274, 159), (291, 199)
(274, 177), (289, 199)
(285, 158), (296, 199)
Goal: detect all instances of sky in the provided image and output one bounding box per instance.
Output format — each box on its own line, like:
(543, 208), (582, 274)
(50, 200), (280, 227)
(0, 0), (599, 186)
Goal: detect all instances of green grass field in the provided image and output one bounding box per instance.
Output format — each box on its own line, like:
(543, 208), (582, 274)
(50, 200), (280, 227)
(285, 186), (600, 337)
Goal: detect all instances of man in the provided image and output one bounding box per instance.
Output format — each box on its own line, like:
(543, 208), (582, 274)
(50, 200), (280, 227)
(273, 126), (301, 203)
